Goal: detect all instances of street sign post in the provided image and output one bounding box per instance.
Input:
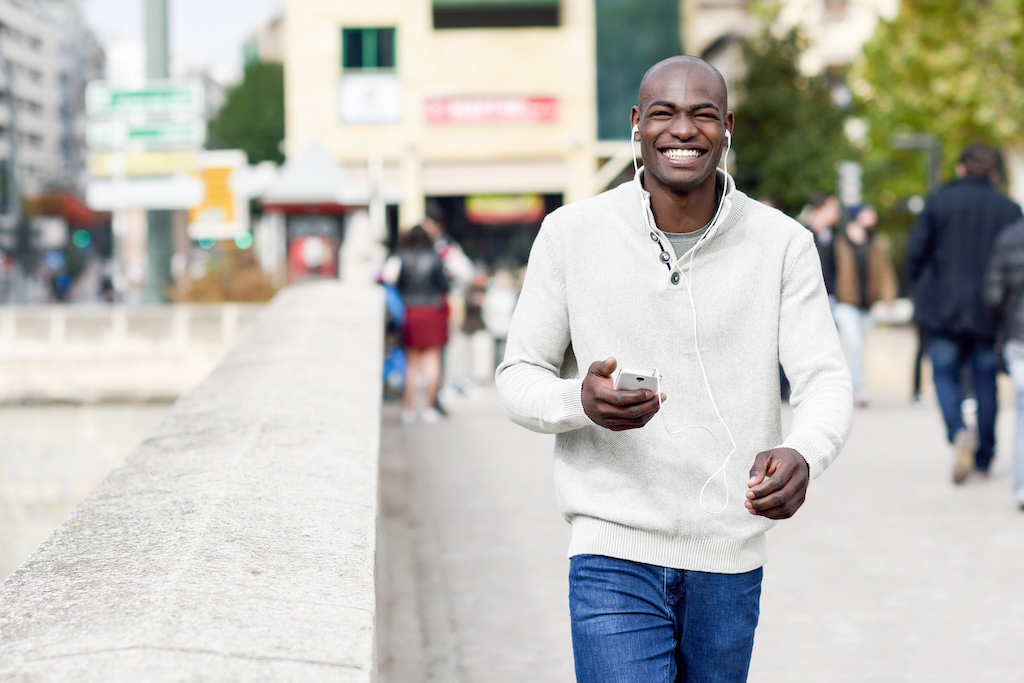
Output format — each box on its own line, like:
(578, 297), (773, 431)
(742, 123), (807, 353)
(86, 119), (205, 152)
(85, 79), (204, 119)
(88, 150), (198, 177)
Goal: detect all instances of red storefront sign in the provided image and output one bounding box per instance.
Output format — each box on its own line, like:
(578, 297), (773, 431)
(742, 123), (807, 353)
(425, 96), (559, 124)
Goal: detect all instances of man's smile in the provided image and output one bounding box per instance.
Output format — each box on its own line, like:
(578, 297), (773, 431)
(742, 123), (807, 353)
(659, 147), (706, 165)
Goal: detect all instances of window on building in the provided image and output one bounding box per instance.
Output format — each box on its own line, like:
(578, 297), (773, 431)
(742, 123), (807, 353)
(595, 0), (681, 140)
(433, 0), (560, 29)
(341, 27), (396, 70)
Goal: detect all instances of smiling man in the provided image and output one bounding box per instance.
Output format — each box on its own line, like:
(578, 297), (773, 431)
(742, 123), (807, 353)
(496, 56), (852, 682)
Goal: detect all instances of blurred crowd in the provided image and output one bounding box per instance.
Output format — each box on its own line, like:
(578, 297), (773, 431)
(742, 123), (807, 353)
(377, 208), (522, 424)
(377, 141), (1024, 513)
(780, 141), (1024, 510)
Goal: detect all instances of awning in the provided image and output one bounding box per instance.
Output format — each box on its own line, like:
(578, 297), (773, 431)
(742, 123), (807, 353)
(27, 191), (106, 226)
(260, 143), (370, 213)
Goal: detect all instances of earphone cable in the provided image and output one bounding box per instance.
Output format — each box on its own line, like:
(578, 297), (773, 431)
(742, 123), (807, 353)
(631, 128), (738, 514)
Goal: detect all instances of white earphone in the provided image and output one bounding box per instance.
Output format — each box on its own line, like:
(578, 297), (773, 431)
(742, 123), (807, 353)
(628, 119), (738, 515)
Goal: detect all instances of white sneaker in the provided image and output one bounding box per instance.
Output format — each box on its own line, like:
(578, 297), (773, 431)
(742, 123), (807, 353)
(401, 411), (416, 425)
(422, 408), (442, 423)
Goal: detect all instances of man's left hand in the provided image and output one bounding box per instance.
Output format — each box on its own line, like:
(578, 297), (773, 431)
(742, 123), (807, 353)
(745, 448), (809, 519)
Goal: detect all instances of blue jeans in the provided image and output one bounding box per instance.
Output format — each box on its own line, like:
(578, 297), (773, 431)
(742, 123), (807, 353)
(927, 332), (998, 470)
(833, 303), (872, 395)
(1003, 339), (1024, 500)
(569, 554), (762, 683)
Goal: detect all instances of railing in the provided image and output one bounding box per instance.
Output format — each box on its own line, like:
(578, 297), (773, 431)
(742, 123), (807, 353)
(0, 303), (265, 402)
(0, 281), (384, 682)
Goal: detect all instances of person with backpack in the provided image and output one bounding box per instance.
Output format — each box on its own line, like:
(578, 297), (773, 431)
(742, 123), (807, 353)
(382, 225), (450, 423)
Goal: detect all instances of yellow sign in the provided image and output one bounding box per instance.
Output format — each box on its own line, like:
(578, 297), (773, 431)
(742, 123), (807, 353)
(187, 150), (249, 240)
(88, 151), (198, 177)
(189, 167), (235, 225)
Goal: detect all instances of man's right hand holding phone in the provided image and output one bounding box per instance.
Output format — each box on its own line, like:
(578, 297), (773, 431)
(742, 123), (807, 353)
(582, 357), (665, 431)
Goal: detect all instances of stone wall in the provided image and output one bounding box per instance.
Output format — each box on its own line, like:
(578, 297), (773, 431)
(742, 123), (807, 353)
(0, 281), (384, 682)
(0, 303), (264, 403)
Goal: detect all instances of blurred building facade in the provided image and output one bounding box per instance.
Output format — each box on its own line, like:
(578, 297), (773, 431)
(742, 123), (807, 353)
(0, 0), (102, 200)
(243, 12), (285, 66)
(280, 0), (897, 268)
(283, 0), (596, 268)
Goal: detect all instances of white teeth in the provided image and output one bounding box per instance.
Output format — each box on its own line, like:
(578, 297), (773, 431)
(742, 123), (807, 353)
(663, 149), (701, 160)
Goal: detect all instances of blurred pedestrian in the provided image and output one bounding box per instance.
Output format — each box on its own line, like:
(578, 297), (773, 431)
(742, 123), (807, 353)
(482, 268), (519, 371)
(422, 204), (474, 413)
(384, 225), (450, 424)
(423, 203), (475, 292)
(496, 56), (852, 682)
(801, 193), (842, 306)
(983, 215), (1024, 510)
(906, 143), (1022, 484)
(833, 204), (897, 407)
(462, 263), (494, 384)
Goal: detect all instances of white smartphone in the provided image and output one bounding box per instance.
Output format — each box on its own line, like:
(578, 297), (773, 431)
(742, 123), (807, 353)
(612, 367), (661, 392)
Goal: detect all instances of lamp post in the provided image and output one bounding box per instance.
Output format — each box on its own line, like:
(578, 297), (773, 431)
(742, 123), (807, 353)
(143, 0), (174, 304)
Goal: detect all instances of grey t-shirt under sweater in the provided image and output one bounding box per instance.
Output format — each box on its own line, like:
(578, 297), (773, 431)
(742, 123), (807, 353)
(665, 223), (712, 260)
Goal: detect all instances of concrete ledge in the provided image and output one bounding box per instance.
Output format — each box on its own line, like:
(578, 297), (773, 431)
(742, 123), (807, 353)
(0, 281), (384, 682)
(0, 304), (265, 403)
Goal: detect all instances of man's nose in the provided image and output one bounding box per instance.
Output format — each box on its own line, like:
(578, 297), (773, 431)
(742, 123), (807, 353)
(667, 114), (698, 139)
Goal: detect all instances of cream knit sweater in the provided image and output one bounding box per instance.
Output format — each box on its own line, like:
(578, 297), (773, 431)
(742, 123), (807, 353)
(496, 169), (853, 573)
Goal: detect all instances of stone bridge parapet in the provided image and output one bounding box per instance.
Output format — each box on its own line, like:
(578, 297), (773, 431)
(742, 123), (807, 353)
(0, 281), (383, 682)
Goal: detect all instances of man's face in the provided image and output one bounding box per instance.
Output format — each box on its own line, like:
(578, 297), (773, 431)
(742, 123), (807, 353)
(631, 60), (733, 196)
(821, 197), (841, 227)
(422, 217), (442, 240)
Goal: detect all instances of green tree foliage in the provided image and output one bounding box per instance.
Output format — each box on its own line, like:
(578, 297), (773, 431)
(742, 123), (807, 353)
(207, 62), (285, 164)
(851, 0), (1024, 205)
(732, 25), (850, 215)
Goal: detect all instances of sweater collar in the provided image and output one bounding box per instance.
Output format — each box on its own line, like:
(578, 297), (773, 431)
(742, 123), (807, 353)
(632, 166), (736, 239)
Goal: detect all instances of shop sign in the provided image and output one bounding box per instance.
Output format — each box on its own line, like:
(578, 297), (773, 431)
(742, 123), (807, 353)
(425, 97), (559, 124)
(338, 74), (402, 124)
(465, 193), (546, 224)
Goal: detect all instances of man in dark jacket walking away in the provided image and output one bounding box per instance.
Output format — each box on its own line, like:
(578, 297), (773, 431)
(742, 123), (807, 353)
(984, 216), (1024, 509)
(907, 143), (1022, 484)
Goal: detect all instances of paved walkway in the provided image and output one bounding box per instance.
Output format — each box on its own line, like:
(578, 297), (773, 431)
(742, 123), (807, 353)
(377, 325), (1024, 682)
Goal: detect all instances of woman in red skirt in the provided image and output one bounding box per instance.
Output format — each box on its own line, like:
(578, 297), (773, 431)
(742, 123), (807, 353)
(394, 225), (450, 423)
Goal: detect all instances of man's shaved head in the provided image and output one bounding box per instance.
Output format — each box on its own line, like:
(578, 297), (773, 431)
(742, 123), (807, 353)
(629, 54), (734, 209)
(638, 56), (728, 111)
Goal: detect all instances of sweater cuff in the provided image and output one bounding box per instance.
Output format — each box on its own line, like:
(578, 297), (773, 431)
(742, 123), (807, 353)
(562, 377), (596, 430)
(779, 435), (827, 480)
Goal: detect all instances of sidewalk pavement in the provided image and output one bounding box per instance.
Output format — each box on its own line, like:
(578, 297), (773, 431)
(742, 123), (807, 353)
(377, 325), (1024, 682)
